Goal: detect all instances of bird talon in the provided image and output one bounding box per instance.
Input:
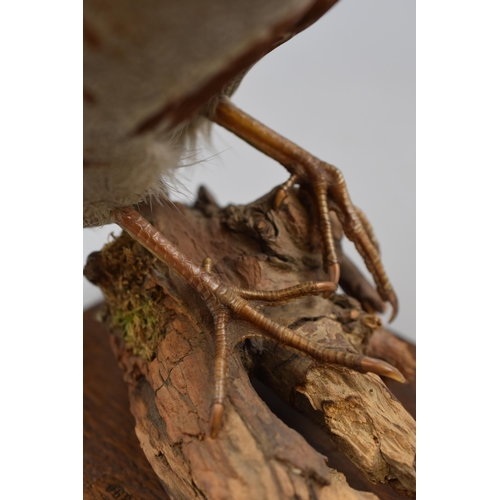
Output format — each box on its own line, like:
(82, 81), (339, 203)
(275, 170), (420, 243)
(360, 356), (405, 383)
(212, 99), (398, 320)
(273, 187), (288, 210)
(112, 207), (403, 438)
(273, 174), (298, 210)
(388, 290), (399, 323)
(209, 402), (225, 438)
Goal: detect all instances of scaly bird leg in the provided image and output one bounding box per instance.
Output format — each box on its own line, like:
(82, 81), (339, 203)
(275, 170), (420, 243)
(328, 208), (386, 314)
(111, 206), (404, 438)
(201, 257), (231, 438)
(211, 98), (398, 321)
(339, 252), (386, 314)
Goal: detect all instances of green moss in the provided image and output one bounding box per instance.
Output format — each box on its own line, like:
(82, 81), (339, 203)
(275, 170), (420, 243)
(95, 232), (169, 361)
(112, 297), (162, 360)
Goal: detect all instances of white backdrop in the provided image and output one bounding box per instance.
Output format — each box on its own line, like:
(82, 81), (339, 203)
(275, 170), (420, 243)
(83, 0), (415, 342)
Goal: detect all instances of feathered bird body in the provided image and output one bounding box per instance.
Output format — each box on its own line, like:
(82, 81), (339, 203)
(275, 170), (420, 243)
(83, 0), (338, 226)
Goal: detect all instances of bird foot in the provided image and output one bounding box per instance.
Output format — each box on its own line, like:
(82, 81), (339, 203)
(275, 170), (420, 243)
(212, 98), (398, 321)
(111, 206), (404, 438)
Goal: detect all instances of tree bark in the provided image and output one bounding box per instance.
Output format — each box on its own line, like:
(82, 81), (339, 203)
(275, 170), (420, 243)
(84, 186), (416, 499)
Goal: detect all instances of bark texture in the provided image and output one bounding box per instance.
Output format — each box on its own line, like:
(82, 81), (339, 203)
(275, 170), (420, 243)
(84, 186), (415, 499)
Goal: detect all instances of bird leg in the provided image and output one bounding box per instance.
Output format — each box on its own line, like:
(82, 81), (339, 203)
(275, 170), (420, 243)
(327, 208), (387, 314)
(211, 97), (398, 321)
(111, 206), (404, 438)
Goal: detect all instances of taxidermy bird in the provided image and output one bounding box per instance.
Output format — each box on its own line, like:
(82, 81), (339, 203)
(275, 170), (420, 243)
(84, 0), (404, 436)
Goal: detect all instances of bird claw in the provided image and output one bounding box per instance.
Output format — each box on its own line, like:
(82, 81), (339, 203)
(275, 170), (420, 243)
(112, 207), (404, 438)
(212, 98), (398, 321)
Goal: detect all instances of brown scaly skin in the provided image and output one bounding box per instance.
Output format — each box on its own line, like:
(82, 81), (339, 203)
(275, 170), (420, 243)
(111, 206), (404, 438)
(210, 98), (398, 321)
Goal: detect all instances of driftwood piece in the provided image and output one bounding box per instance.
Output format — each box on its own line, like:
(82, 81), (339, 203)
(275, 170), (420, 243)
(84, 187), (416, 499)
(83, 305), (415, 500)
